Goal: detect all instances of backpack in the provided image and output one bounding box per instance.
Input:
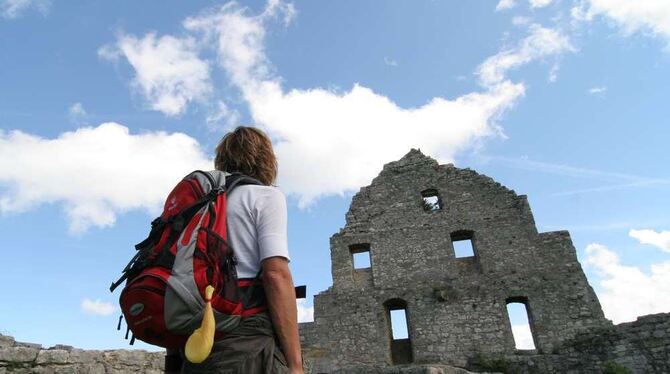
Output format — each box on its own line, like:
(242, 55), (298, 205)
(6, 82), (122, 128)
(109, 170), (266, 349)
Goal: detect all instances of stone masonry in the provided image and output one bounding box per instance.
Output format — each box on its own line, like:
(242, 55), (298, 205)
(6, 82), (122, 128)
(0, 333), (164, 373)
(298, 149), (669, 373)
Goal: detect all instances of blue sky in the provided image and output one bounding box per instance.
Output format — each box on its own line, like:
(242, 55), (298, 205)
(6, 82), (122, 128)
(0, 0), (668, 351)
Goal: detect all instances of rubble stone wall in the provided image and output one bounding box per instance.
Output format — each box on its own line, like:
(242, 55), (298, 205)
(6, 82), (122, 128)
(300, 150), (610, 371)
(299, 150), (670, 373)
(498, 313), (670, 373)
(0, 334), (164, 374)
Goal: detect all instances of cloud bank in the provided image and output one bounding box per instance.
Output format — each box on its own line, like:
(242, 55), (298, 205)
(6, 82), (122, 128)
(1, 0), (49, 19)
(477, 24), (574, 86)
(0, 123), (210, 232)
(496, 0), (516, 11)
(629, 229), (670, 253)
(0, 0), (579, 230)
(572, 0), (670, 47)
(81, 298), (116, 316)
(584, 243), (670, 323)
(529, 0), (553, 9)
(102, 1), (578, 207)
(99, 34), (212, 117)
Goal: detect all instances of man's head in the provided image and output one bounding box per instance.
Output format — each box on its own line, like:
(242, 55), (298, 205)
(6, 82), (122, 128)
(214, 126), (278, 186)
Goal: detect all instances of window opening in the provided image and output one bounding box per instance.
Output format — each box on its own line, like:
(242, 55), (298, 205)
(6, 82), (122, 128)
(390, 309), (409, 339)
(350, 244), (371, 269)
(421, 189), (441, 211)
(385, 299), (413, 365)
(506, 299), (537, 350)
(450, 230), (475, 258)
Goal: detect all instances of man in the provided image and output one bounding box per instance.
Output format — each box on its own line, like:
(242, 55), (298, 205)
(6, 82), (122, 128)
(167, 126), (303, 374)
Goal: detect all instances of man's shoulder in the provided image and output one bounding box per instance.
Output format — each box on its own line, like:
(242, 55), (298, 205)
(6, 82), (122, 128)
(235, 183), (283, 194)
(231, 184), (285, 204)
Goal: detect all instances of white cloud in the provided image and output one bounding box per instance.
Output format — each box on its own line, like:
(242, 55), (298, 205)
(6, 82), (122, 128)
(68, 102), (87, 124)
(512, 16), (532, 26)
(588, 86), (607, 94)
(99, 33), (212, 117)
(206, 101), (240, 132)
(100, 2), (585, 207)
(254, 81), (524, 207)
(384, 57), (398, 67)
(572, 0), (670, 46)
(529, 0), (552, 9)
(0, 123), (210, 233)
(182, 1), (525, 207)
(496, 0), (516, 11)
(1, 0), (49, 19)
(584, 243), (670, 323)
(477, 24), (575, 87)
(81, 298), (116, 316)
(297, 299), (314, 323)
(511, 324), (535, 349)
(183, 2), (279, 88)
(629, 229), (670, 253)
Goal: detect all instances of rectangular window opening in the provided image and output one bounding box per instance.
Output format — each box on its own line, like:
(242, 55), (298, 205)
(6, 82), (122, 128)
(390, 309), (409, 340)
(352, 251), (371, 269)
(451, 230), (476, 258)
(506, 301), (537, 350)
(350, 244), (371, 269)
(453, 239), (475, 258)
(385, 300), (413, 365)
(421, 189), (441, 211)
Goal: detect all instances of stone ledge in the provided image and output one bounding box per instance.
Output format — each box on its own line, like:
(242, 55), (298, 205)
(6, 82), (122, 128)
(0, 333), (164, 374)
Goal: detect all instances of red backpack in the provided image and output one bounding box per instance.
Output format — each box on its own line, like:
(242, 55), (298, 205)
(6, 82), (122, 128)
(110, 170), (266, 348)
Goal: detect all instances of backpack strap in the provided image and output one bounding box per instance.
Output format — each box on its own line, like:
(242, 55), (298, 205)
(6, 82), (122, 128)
(225, 172), (262, 193)
(240, 269), (265, 311)
(223, 172), (266, 312)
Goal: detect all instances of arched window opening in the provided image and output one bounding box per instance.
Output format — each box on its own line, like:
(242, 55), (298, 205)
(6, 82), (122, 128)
(384, 299), (413, 365)
(421, 189), (442, 211)
(450, 230), (476, 258)
(506, 297), (537, 350)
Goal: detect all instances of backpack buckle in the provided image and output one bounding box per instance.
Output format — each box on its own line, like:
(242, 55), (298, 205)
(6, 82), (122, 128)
(172, 215), (186, 232)
(210, 186), (225, 195)
(151, 216), (165, 228)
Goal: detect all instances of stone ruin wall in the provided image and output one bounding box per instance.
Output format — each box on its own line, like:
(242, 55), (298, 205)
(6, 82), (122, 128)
(501, 313), (670, 373)
(298, 149), (670, 373)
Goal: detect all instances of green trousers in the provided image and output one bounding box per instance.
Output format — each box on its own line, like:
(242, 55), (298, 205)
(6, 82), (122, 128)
(180, 313), (289, 374)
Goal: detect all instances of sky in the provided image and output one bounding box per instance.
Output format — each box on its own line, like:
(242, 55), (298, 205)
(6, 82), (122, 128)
(0, 0), (668, 352)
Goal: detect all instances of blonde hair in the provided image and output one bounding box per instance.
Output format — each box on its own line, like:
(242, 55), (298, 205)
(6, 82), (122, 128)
(214, 126), (278, 186)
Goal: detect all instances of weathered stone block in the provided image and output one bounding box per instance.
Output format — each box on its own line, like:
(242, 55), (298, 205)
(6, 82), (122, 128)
(0, 335), (14, 350)
(35, 349), (69, 365)
(0, 346), (39, 363)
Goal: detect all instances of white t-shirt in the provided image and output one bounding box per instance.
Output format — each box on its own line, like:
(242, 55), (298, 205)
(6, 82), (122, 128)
(226, 184), (290, 279)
